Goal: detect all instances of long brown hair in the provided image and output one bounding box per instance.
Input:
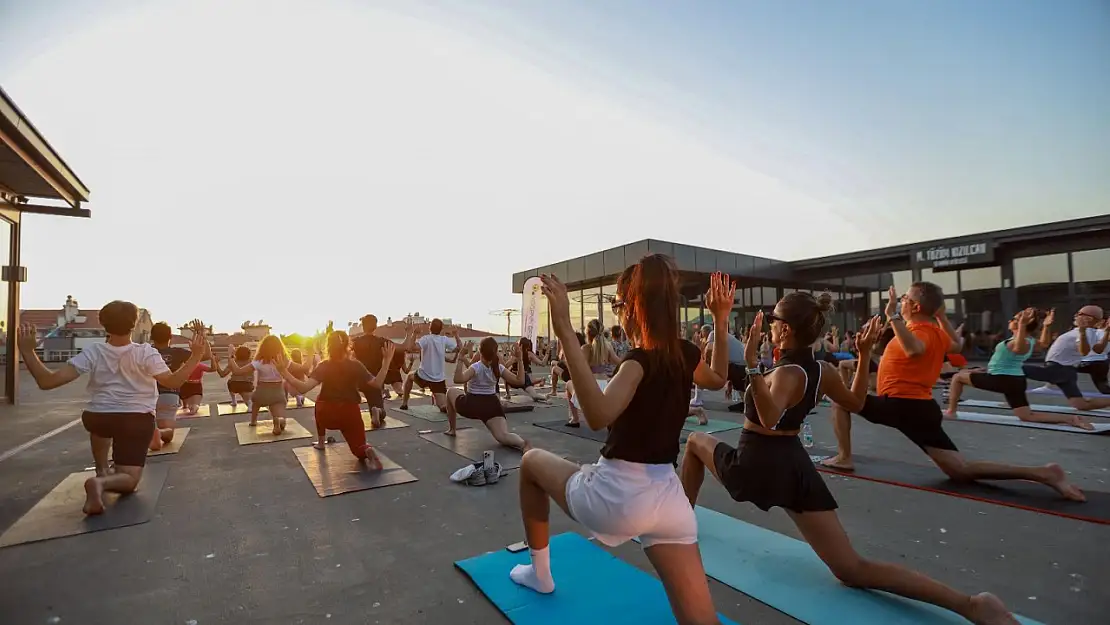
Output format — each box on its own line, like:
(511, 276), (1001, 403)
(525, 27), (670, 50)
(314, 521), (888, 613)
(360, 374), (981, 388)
(479, 337), (501, 383)
(616, 254), (682, 377)
(327, 331), (350, 360)
(254, 335), (287, 363)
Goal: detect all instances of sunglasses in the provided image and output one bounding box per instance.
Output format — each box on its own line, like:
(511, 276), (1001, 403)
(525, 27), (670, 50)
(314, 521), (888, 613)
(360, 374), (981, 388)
(764, 311), (786, 324)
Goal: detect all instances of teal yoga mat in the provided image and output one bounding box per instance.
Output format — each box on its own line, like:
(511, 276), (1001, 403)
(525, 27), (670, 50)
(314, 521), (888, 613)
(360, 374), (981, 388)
(692, 506), (1044, 625)
(456, 532), (739, 624)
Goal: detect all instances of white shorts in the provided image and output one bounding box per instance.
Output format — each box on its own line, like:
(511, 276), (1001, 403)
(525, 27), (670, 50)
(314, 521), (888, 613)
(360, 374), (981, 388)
(570, 379), (609, 409)
(156, 393), (181, 422)
(564, 457), (697, 548)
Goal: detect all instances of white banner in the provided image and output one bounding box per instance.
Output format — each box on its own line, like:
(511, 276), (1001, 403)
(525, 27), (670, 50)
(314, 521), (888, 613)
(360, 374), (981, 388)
(521, 277), (543, 346)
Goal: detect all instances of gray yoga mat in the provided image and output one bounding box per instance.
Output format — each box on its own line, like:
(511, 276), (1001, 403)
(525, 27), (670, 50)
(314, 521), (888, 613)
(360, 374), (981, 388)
(293, 446), (417, 497)
(419, 428), (524, 470)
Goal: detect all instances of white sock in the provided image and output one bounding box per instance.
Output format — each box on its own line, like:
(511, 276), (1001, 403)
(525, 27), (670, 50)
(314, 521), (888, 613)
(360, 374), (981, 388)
(509, 546), (554, 593)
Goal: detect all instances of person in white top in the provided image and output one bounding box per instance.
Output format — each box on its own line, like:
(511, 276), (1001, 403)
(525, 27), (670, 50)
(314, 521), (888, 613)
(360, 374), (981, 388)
(227, 335), (292, 434)
(1077, 317), (1110, 395)
(1023, 305), (1110, 411)
(18, 302), (208, 516)
(398, 319), (459, 419)
(446, 337), (532, 448)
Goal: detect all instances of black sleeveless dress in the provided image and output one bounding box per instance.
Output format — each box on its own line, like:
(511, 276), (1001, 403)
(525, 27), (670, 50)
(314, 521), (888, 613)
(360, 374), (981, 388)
(711, 347), (838, 513)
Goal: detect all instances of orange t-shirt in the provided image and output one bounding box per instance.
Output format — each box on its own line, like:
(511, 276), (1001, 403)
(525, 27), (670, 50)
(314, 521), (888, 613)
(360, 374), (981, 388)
(876, 322), (949, 400)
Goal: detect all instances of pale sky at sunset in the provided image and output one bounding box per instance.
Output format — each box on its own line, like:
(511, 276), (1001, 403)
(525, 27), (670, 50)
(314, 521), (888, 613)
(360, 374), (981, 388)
(2, 0), (1108, 335)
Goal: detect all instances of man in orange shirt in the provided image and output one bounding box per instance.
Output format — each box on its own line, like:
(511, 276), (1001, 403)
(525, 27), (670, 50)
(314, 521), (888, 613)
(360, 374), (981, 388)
(823, 282), (1084, 502)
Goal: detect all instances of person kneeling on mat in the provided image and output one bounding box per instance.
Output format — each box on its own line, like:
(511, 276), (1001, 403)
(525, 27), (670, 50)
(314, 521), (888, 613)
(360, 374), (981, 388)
(277, 331), (394, 470)
(512, 260), (733, 625)
(447, 338), (532, 452)
(227, 336), (294, 435)
(681, 294), (1020, 625)
(398, 319), (459, 416)
(19, 305), (209, 515)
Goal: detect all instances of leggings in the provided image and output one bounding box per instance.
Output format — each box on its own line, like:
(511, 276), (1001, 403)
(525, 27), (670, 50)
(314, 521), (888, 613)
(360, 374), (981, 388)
(1077, 360), (1110, 395)
(313, 400), (368, 458)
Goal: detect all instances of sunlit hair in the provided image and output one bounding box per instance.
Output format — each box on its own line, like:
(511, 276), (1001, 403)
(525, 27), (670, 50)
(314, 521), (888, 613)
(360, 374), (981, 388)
(327, 331), (350, 360)
(253, 335), (287, 363)
(290, 348), (303, 364)
(150, 322), (172, 344)
(234, 345), (251, 361)
(100, 301), (139, 336)
(777, 292), (833, 346)
(586, 319), (610, 366)
(430, 318), (444, 334)
(479, 337), (501, 383)
(616, 253), (682, 377)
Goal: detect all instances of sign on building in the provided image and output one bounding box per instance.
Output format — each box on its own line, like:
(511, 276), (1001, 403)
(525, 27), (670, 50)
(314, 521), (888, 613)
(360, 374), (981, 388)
(913, 241), (993, 271)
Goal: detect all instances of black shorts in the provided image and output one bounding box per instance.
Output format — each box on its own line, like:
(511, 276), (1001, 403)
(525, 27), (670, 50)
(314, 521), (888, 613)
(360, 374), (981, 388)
(179, 381), (203, 399)
(1022, 362), (1082, 399)
(968, 373), (1028, 409)
(726, 363), (748, 390)
(82, 411), (156, 467)
(858, 395), (957, 452)
(413, 372), (448, 395)
(557, 361), (570, 383)
(227, 380), (254, 394)
(360, 384), (384, 410)
(455, 393), (505, 422)
(713, 430), (837, 513)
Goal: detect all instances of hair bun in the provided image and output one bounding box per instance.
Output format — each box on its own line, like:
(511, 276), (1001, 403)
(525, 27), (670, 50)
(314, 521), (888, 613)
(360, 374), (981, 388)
(815, 292), (834, 312)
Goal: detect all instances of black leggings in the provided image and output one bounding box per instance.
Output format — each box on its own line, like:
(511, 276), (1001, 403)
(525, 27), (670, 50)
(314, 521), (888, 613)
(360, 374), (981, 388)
(1077, 360), (1110, 395)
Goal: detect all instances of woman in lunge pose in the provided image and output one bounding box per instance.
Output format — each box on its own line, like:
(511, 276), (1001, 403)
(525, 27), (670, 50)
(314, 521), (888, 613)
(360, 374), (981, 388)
(215, 345), (255, 411)
(946, 308), (1093, 430)
(511, 258), (733, 625)
(545, 331), (585, 400)
(680, 293), (1019, 625)
(283, 348), (313, 408)
(823, 284), (1084, 502)
(564, 319), (621, 427)
(179, 361), (210, 416)
(19, 303), (208, 515)
(278, 331), (393, 468)
(446, 338), (532, 451)
(503, 337), (548, 403)
(227, 336), (292, 434)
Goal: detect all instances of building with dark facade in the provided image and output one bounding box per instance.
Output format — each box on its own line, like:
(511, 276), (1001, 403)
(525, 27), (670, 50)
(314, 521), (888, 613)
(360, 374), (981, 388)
(512, 215), (1110, 345)
(1, 86), (92, 403)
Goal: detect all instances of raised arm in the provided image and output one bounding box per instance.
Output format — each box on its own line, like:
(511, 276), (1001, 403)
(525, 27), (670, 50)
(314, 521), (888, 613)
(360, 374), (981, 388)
(499, 343), (526, 387)
(1094, 325), (1109, 355)
(276, 354), (321, 395)
(693, 272), (733, 390)
(742, 311), (804, 429)
(153, 322), (210, 389)
(18, 325), (81, 390)
(453, 341), (478, 384)
(819, 315), (882, 413)
(1009, 308), (1035, 354)
(1035, 309), (1055, 351)
(886, 286), (926, 357)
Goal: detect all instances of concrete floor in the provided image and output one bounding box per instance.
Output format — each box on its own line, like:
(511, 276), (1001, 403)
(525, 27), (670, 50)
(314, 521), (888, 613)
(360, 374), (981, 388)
(0, 370), (1107, 624)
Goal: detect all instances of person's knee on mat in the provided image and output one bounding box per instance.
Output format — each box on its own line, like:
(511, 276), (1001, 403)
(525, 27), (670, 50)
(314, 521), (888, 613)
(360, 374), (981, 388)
(828, 556), (870, 588)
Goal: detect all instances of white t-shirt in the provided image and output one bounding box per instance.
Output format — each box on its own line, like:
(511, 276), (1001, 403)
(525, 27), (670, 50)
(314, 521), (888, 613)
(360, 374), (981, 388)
(252, 360), (282, 383)
(1046, 328), (1105, 367)
(466, 362), (506, 395)
(1080, 329), (1108, 363)
(68, 342), (171, 413)
(416, 334), (458, 382)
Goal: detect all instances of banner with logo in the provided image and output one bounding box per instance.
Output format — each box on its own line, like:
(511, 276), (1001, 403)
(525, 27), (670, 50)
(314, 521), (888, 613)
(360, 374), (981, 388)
(521, 277), (543, 346)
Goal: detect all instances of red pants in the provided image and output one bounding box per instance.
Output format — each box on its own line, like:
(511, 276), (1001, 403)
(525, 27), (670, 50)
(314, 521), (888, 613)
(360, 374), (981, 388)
(314, 400), (368, 458)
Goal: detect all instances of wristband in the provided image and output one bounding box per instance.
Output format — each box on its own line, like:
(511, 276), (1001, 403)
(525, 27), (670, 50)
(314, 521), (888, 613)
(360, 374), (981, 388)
(745, 366), (763, 376)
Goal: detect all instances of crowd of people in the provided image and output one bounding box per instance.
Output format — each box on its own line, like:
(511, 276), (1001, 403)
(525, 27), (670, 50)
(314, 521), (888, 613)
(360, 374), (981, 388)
(15, 250), (1109, 625)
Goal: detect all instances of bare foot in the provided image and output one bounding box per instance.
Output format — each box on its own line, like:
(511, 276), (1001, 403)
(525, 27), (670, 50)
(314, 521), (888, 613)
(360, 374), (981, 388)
(82, 477), (105, 515)
(248, 421), (258, 427)
(819, 455), (855, 472)
(943, 409), (958, 419)
(520, 439), (534, 453)
(1069, 416), (1095, 431)
(1042, 463), (1085, 502)
(444, 428), (457, 437)
(363, 446), (383, 471)
(967, 592), (1019, 625)
(148, 430), (163, 451)
(272, 421), (282, 435)
(278, 417), (287, 433)
(399, 404), (408, 411)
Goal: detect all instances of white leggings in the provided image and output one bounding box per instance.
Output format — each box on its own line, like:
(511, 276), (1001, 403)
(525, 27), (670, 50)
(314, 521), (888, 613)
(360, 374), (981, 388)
(565, 457), (697, 548)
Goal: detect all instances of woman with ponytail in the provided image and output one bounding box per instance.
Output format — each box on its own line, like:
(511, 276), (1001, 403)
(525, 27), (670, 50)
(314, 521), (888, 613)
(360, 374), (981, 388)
(510, 255), (733, 624)
(564, 319), (621, 427)
(445, 337), (531, 450)
(680, 292), (1020, 625)
(278, 331), (395, 468)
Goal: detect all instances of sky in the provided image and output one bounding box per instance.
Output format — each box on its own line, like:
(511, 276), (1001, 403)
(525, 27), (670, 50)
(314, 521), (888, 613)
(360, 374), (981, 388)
(2, 0), (1108, 335)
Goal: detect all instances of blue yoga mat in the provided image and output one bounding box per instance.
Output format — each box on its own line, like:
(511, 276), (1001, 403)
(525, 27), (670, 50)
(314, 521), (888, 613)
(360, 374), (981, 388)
(456, 532), (739, 625)
(693, 506), (1044, 625)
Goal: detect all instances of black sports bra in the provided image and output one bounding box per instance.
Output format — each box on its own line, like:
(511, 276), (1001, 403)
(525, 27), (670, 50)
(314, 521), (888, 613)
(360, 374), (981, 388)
(744, 347), (823, 431)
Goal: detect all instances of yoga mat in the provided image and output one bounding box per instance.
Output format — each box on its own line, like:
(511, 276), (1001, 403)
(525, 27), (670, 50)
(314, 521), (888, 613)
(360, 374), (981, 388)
(959, 399), (1110, 418)
(218, 397), (316, 414)
(393, 404), (448, 422)
(293, 446), (417, 497)
(234, 419), (313, 445)
(419, 428), (524, 470)
(147, 427), (191, 456)
(176, 404), (213, 419)
(683, 417), (743, 434)
(455, 532), (739, 625)
(953, 412), (1110, 434)
(362, 413), (409, 431)
(811, 453), (1110, 525)
(503, 404), (535, 414)
(691, 506), (1044, 625)
(1029, 385), (1110, 399)
(533, 419), (608, 443)
(0, 464), (169, 548)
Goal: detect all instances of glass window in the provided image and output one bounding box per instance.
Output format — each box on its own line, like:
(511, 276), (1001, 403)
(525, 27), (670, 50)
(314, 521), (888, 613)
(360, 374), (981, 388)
(568, 290), (583, 334)
(0, 219), (9, 398)
(959, 266), (1002, 337)
(601, 284), (617, 331)
(891, 270), (913, 296)
(919, 268), (959, 297)
(761, 287), (778, 307)
(1073, 248), (1110, 305)
(1013, 254), (1070, 313)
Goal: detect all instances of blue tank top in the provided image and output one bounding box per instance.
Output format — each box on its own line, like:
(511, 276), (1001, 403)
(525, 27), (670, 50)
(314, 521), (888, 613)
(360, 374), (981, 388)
(987, 338), (1034, 376)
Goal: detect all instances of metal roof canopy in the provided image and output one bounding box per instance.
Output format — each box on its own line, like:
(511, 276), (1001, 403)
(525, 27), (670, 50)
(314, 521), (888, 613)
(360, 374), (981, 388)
(0, 85), (91, 215)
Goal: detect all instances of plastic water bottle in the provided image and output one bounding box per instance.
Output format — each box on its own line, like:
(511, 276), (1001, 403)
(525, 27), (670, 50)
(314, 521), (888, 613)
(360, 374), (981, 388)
(801, 423), (814, 449)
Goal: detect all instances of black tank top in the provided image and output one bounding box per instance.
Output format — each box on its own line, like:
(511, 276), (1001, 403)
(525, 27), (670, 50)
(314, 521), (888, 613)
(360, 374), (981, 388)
(744, 347), (822, 431)
(602, 340), (702, 465)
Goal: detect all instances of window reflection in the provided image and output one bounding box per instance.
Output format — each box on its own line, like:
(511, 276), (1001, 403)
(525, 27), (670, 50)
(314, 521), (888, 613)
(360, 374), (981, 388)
(920, 268), (959, 296)
(1014, 254), (1070, 313)
(568, 290), (583, 334)
(1073, 248), (1110, 304)
(959, 266), (1002, 336)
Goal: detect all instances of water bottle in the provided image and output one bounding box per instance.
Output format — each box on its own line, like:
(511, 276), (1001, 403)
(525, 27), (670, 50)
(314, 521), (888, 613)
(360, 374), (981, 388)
(801, 423), (814, 449)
